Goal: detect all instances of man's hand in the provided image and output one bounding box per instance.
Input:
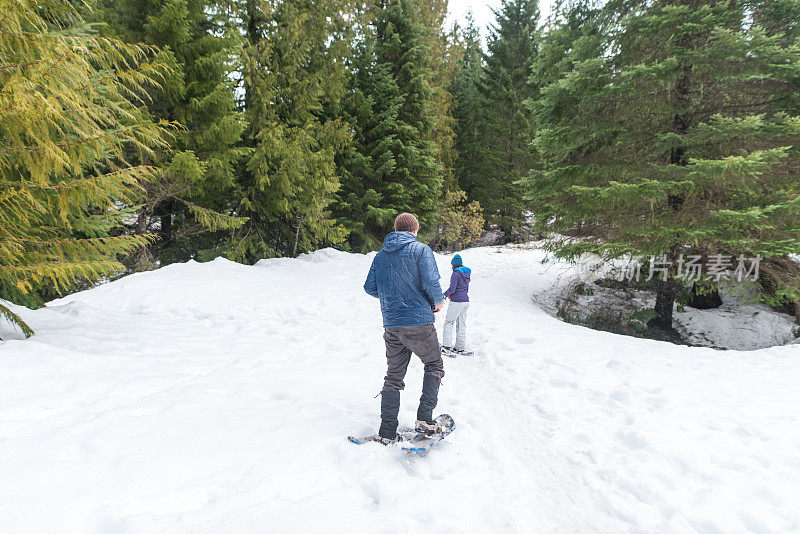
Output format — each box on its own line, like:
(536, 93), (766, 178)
(433, 301), (445, 313)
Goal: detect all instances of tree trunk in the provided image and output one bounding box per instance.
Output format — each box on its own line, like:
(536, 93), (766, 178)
(668, 63), (691, 205)
(160, 214), (172, 244)
(649, 279), (677, 331)
(137, 210), (147, 235)
(649, 55), (692, 332)
(244, 0), (261, 114)
(292, 216), (306, 258)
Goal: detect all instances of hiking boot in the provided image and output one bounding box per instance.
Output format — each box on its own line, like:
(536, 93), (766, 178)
(414, 419), (440, 435)
(372, 434), (402, 445)
(440, 346), (453, 353)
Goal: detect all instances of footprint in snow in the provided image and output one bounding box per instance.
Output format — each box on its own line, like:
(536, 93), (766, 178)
(608, 390), (630, 403)
(549, 378), (577, 389)
(617, 429), (649, 451)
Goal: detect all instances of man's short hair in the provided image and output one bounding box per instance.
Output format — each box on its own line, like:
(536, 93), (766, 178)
(394, 212), (419, 233)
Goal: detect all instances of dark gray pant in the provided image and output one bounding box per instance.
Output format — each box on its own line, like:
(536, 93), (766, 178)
(382, 324), (444, 391)
(379, 324), (445, 438)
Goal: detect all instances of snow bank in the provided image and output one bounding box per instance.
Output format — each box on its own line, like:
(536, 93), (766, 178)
(676, 301), (798, 349)
(534, 255), (799, 351)
(1, 244), (799, 533)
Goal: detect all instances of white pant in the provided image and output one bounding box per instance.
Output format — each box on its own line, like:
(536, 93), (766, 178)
(442, 301), (469, 350)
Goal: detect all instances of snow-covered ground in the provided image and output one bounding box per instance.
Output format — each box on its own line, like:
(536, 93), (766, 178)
(1, 244), (799, 533)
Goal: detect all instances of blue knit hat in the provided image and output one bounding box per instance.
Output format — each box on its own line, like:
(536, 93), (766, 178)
(451, 254), (462, 266)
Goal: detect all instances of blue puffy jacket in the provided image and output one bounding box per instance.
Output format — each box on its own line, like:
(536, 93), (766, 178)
(364, 232), (444, 328)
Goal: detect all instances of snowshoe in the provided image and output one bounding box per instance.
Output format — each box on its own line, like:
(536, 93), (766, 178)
(400, 414), (456, 452)
(347, 434), (403, 446)
(348, 414), (455, 452)
(441, 346), (473, 357)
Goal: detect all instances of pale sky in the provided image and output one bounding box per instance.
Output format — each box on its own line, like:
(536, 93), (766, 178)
(446, 0), (555, 42)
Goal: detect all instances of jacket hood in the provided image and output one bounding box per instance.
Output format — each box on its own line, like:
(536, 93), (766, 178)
(455, 266), (471, 276)
(382, 231), (418, 253)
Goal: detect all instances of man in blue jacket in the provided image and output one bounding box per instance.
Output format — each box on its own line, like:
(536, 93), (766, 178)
(364, 212), (445, 444)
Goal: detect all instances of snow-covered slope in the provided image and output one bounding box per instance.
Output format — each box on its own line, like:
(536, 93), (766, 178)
(1, 245), (799, 533)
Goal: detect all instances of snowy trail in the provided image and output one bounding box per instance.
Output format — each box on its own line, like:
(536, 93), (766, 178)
(1, 245), (799, 533)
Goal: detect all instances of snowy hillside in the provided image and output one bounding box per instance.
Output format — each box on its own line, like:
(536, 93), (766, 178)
(1, 245), (799, 533)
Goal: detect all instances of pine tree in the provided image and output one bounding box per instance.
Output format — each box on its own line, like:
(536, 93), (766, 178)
(532, 0), (598, 91)
(418, 0), (461, 193)
(336, 0), (441, 249)
(233, 0), (352, 261)
(527, 0), (800, 330)
(0, 0), (169, 337)
(374, 0), (442, 229)
(99, 0), (247, 266)
(476, 0), (540, 235)
(335, 35), (401, 251)
(452, 13), (485, 202)
(750, 0), (800, 43)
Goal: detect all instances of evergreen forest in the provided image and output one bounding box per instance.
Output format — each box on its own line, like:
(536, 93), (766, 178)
(3, 0), (800, 337)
